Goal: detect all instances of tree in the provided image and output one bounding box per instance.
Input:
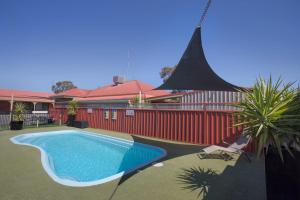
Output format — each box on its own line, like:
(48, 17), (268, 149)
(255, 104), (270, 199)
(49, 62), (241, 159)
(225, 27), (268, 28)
(160, 66), (175, 82)
(160, 65), (187, 94)
(51, 81), (77, 94)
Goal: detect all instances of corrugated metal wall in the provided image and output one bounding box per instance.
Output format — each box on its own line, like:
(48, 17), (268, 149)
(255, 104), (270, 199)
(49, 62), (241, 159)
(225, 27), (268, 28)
(50, 107), (245, 146)
(181, 91), (244, 110)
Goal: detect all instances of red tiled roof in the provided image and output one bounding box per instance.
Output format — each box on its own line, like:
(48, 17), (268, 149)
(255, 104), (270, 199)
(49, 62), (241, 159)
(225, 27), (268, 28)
(0, 88), (52, 98)
(86, 80), (155, 97)
(0, 88), (54, 103)
(0, 80), (168, 103)
(76, 95), (138, 102)
(0, 96), (53, 103)
(51, 88), (90, 98)
(53, 80), (169, 102)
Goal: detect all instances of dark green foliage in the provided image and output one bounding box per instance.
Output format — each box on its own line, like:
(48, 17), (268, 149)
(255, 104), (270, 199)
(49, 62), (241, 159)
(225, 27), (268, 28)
(235, 77), (300, 161)
(160, 66), (175, 82)
(51, 81), (77, 94)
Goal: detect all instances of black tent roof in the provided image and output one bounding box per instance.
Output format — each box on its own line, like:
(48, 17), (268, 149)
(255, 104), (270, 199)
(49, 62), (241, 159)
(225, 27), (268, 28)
(156, 27), (241, 91)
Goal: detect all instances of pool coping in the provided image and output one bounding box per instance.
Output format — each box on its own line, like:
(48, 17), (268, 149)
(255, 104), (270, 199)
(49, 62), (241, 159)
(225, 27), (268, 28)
(10, 130), (167, 187)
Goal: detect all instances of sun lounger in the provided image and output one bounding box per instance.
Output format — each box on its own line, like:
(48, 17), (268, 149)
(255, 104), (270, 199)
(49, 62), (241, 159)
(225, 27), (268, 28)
(200, 134), (251, 162)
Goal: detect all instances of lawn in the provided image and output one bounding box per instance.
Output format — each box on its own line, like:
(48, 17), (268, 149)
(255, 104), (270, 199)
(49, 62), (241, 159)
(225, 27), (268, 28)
(0, 127), (266, 200)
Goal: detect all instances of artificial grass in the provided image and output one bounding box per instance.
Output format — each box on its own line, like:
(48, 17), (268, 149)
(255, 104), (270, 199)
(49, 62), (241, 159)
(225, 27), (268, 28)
(0, 123), (59, 131)
(0, 127), (266, 200)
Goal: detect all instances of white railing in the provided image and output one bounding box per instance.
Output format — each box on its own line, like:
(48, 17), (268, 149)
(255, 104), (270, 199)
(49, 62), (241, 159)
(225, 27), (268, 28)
(0, 113), (51, 130)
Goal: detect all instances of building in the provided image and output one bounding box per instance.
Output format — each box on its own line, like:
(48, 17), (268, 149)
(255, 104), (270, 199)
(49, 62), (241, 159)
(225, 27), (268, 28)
(0, 77), (168, 114)
(0, 89), (54, 114)
(52, 77), (169, 108)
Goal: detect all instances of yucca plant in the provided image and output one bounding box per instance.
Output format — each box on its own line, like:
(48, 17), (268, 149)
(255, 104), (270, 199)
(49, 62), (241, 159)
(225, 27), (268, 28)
(235, 77), (300, 161)
(13, 102), (26, 121)
(67, 100), (78, 116)
(131, 95), (140, 105)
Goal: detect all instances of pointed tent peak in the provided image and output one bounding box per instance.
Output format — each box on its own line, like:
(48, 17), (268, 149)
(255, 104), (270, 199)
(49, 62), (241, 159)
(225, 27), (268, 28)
(156, 26), (242, 91)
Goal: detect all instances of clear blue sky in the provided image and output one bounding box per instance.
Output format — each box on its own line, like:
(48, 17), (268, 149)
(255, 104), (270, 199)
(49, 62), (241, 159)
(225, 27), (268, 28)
(0, 0), (299, 92)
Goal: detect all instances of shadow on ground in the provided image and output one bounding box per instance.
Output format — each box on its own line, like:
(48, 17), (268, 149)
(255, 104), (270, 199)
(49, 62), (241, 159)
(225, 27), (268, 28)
(117, 135), (205, 185)
(176, 155), (266, 200)
(111, 134), (265, 200)
(177, 167), (218, 198)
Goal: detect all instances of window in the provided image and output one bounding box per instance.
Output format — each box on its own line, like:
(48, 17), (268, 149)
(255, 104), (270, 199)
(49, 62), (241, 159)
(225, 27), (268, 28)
(112, 110), (117, 120)
(104, 110), (109, 119)
(87, 108), (93, 113)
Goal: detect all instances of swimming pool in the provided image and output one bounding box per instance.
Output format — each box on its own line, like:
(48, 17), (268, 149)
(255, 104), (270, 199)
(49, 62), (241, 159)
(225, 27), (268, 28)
(10, 130), (166, 187)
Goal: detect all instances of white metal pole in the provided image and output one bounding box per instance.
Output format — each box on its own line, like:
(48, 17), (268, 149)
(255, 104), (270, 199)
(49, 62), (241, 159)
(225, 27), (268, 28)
(139, 91), (142, 104)
(33, 102), (36, 111)
(9, 94), (14, 121)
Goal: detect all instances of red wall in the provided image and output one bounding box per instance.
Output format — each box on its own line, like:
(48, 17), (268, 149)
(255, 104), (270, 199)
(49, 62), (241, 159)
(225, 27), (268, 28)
(50, 108), (245, 146)
(0, 101), (10, 113)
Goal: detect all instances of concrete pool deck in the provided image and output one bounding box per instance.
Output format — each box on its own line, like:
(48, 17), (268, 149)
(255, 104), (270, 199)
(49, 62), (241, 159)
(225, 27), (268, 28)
(0, 126), (266, 200)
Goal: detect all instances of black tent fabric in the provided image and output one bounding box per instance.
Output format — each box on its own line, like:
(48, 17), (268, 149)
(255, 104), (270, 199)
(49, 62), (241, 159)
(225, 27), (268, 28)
(156, 27), (241, 91)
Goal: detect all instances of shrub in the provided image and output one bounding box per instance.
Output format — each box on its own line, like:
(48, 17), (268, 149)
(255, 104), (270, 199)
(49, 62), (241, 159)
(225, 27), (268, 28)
(13, 103), (26, 121)
(235, 77), (300, 161)
(67, 100), (78, 116)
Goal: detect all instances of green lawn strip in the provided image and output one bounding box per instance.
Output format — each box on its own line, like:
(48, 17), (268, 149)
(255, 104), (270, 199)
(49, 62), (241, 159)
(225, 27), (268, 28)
(0, 127), (266, 200)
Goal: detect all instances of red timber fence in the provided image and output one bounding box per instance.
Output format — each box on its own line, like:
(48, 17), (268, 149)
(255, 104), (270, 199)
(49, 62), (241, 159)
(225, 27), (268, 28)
(49, 107), (248, 147)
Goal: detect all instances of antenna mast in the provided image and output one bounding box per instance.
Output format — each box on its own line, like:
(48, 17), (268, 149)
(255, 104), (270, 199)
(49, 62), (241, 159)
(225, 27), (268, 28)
(124, 49), (130, 80)
(198, 0), (212, 27)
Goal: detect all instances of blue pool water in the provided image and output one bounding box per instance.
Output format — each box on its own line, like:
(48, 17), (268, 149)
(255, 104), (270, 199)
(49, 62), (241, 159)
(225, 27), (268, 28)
(10, 130), (166, 187)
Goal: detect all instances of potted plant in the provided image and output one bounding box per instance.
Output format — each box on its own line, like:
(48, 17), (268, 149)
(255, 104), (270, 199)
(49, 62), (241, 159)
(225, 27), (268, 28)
(67, 100), (78, 126)
(10, 103), (26, 130)
(235, 77), (300, 200)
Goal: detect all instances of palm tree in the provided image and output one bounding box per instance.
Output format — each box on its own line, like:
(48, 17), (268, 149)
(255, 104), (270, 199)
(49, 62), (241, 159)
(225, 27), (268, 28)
(13, 103), (26, 121)
(67, 100), (78, 126)
(67, 100), (78, 116)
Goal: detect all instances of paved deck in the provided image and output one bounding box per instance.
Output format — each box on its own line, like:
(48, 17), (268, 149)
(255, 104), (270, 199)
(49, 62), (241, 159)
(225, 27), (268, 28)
(0, 127), (266, 200)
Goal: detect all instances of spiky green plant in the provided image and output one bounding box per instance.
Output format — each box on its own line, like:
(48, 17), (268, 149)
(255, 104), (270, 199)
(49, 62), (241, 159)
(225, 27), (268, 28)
(131, 95), (140, 105)
(13, 103), (26, 121)
(67, 100), (78, 116)
(235, 77), (300, 161)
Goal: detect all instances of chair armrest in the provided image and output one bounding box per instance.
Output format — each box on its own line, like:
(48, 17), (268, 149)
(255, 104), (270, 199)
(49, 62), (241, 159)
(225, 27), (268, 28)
(222, 140), (230, 145)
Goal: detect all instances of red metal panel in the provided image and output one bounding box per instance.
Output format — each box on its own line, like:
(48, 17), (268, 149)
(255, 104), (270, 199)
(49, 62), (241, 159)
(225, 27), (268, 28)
(185, 112), (189, 143)
(189, 112), (192, 143)
(212, 112), (216, 144)
(149, 112), (153, 137)
(178, 112), (182, 141)
(181, 112), (185, 142)
(160, 111), (164, 139)
(205, 112), (210, 144)
(194, 112), (198, 143)
(170, 111), (174, 140)
(215, 112), (220, 144)
(166, 111), (170, 140)
(144, 111), (147, 136)
(50, 107), (251, 150)
(198, 112), (202, 144)
(174, 112), (178, 141)
(192, 112), (195, 143)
